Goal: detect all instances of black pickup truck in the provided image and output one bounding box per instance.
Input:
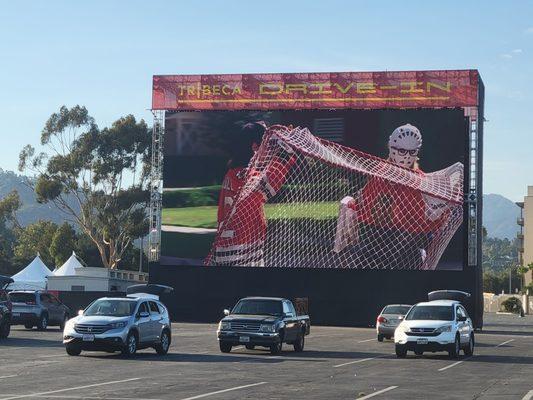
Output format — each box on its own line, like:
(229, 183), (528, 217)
(217, 297), (310, 354)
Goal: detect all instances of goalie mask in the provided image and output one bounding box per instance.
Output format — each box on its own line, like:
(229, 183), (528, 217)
(388, 124), (422, 168)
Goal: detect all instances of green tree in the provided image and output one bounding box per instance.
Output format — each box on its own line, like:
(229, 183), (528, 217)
(19, 106), (151, 269)
(50, 222), (77, 266)
(14, 220), (58, 268)
(0, 190), (21, 274)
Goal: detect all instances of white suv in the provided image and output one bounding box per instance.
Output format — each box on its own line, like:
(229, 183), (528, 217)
(394, 300), (474, 359)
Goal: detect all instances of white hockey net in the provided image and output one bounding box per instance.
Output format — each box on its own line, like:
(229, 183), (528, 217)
(206, 125), (463, 270)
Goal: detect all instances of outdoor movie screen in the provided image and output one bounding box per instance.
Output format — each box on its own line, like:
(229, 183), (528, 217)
(161, 108), (467, 271)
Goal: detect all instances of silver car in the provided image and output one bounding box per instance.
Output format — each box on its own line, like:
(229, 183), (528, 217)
(376, 304), (412, 341)
(62, 284), (173, 357)
(10, 291), (70, 331)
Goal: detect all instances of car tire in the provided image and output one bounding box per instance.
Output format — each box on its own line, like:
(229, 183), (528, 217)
(219, 342), (232, 353)
(0, 320), (10, 339)
(293, 332), (305, 352)
(377, 334), (384, 342)
(155, 330), (171, 355)
(65, 344), (81, 356)
(121, 332), (137, 357)
(245, 344), (255, 350)
(448, 335), (460, 359)
(24, 323), (33, 330)
(395, 345), (407, 358)
(270, 341), (282, 355)
(59, 314), (69, 331)
(37, 314), (48, 331)
(464, 334), (474, 356)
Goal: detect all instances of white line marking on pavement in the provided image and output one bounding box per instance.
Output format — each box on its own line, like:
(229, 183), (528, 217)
(522, 389), (533, 400)
(496, 339), (515, 347)
(438, 359), (467, 372)
(179, 382), (267, 400)
(357, 386), (398, 399)
(31, 397), (162, 400)
(0, 375), (18, 379)
(0, 377), (141, 400)
(357, 338), (376, 343)
(233, 346), (244, 350)
(333, 357), (380, 368)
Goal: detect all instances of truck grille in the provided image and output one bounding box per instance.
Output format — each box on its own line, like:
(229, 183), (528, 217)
(229, 322), (261, 332)
(74, 324), (109, 334)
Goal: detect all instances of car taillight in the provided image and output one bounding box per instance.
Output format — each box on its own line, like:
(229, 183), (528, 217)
(377, 316), (388, 323)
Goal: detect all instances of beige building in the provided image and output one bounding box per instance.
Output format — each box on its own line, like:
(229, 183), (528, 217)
(517, 186), (533, 288)
(47, 267), (149, 292)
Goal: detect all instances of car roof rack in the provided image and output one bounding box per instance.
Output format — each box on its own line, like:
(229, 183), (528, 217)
(126, 284), (173, 300)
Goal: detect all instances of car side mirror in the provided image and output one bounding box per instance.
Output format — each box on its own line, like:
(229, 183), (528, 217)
(77, 310), (83, 316)
(223, 309), (230, 316)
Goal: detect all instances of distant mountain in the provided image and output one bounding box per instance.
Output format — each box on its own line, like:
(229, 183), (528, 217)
(0, 169), (74, 227)
(483, 193), (520, 240)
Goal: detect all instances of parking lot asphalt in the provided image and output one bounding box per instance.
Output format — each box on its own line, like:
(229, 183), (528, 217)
(0, 313), (532, 400)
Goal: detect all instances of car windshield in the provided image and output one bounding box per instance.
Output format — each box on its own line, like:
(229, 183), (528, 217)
(383, 305), (411, 315)
(9, 293), (36, 303)
(84, 299), (136, 317)
(405, 305), (454, 321)
(232, 300), (282, 316)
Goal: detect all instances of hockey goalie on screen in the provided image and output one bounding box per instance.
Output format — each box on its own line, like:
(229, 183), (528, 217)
(332, 124), (463, 270)
(207, 123), (463, 270)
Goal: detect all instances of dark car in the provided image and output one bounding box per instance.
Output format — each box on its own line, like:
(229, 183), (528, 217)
(0, 275), (14, 339)
(10, 290), (70, 331)
(217, 297), (310, 355)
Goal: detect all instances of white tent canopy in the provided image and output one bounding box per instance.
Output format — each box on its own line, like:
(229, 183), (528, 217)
(54, 252), (84, 276)
(9, 254), (53, 290)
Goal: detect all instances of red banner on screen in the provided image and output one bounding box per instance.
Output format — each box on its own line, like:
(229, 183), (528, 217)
(152, 70), (479, 111)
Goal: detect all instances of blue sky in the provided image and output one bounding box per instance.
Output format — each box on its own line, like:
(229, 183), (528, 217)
(0, 0), (532, 201)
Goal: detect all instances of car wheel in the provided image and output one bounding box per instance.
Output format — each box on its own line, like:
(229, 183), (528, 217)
(377, 334), (384, 342)
(464, 334), (474, 356)
(0, 320), (10, 339)
(245, 344), (255, 350)
(395, 345), (407, 358)
(155, 330), (171, 355)
(219, 342), (232, 353)
(293, 332), (305, 352)
(37, 314), (48, 331)
(24, 323), (33, 330)
(65, 344), (81, 356)
(448, 335), (460, 359)
(59, 314), (69, 331)
(122, 332), (137, 356)
(270, 341), (282, 355)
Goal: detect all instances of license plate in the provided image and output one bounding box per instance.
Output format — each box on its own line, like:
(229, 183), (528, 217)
(239, 336), (250, 343)
(82, 334), (95, 342)
(12, 312), (20, 317)
(417, 338), (428, 345)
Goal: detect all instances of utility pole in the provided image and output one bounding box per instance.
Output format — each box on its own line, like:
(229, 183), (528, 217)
(139, 236), (144, 273)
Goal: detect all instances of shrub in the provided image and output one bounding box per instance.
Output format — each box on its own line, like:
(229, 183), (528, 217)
(500, 297), (522, 314)
(163, 186), (220, 208)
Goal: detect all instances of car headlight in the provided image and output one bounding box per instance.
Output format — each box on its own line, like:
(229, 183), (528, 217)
(399, 324), (410, 333)
(219, 321), (230, 330)
(435, 325), (452, 333)
(259, 324), (276, 333)
(109, 321), (127, 329)
(64, 318), (76, 332)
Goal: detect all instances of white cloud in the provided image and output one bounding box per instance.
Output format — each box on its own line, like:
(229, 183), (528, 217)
(500, 53), (513, 59)
(525, 27), (533, 34)
(511, 49), (523, 54)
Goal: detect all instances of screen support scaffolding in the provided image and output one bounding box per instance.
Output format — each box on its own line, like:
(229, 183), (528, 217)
(465, 107), (479, 267)
(148, 110), (165, 262)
